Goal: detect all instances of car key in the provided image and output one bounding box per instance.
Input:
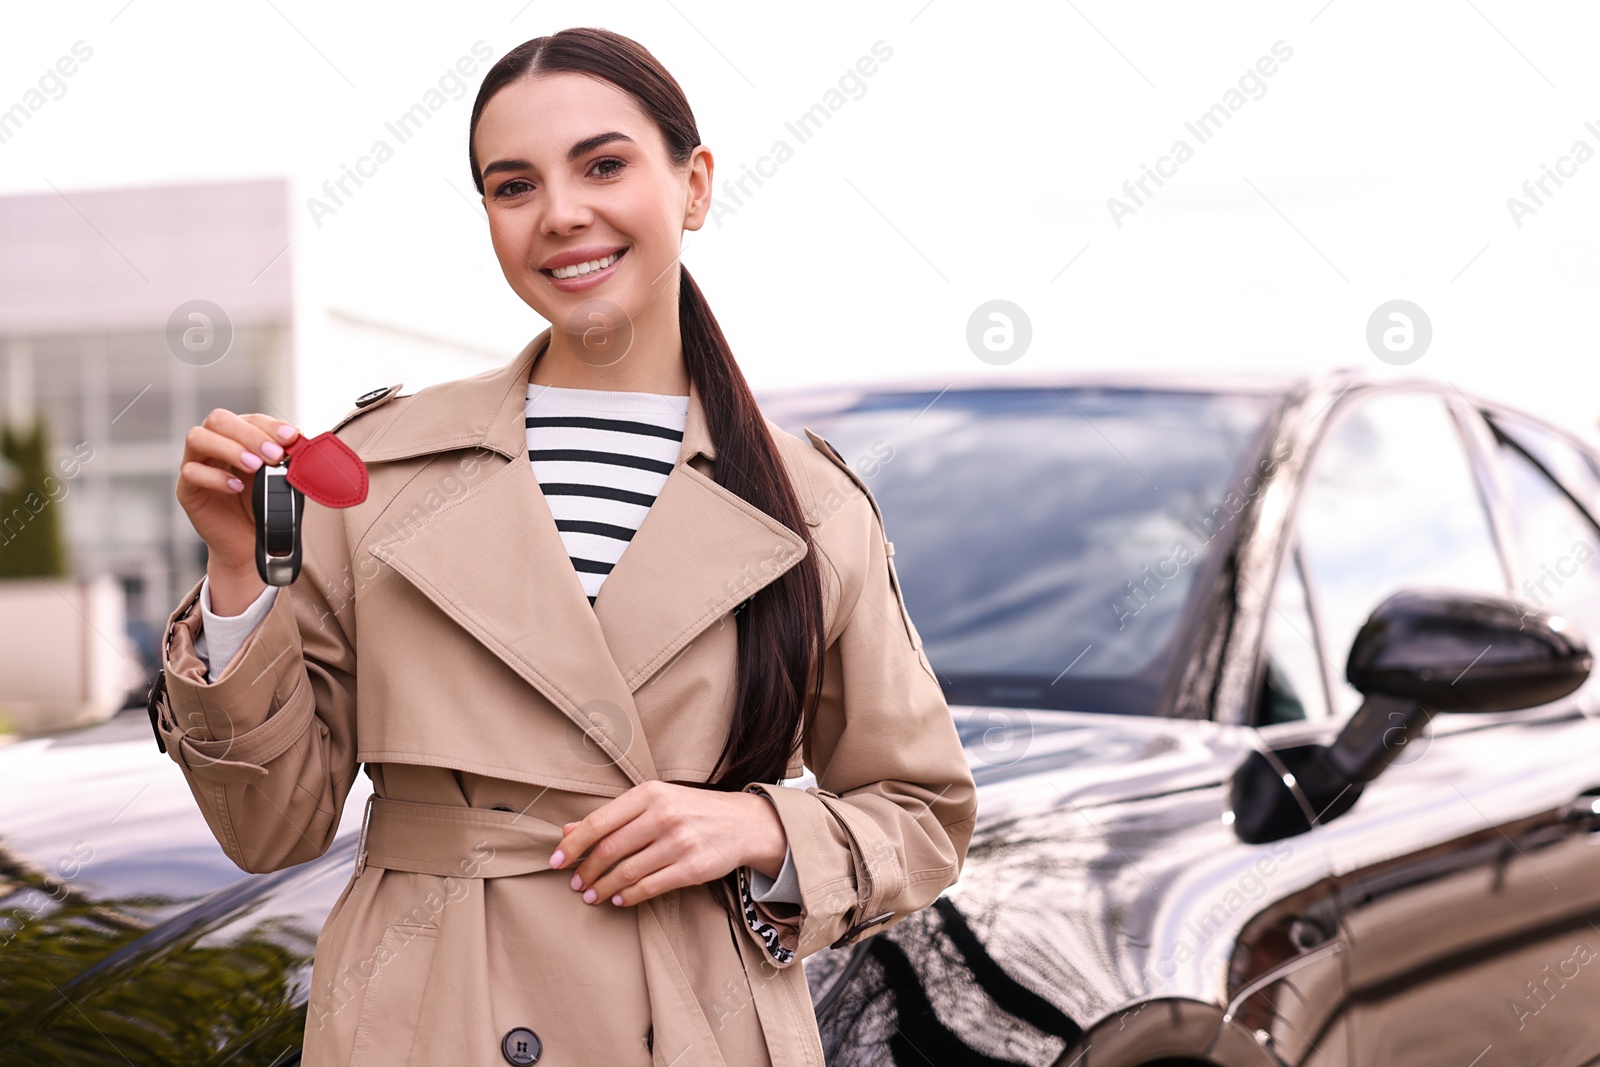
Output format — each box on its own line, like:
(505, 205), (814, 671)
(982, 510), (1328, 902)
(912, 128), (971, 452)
(253, 430), (370, 586)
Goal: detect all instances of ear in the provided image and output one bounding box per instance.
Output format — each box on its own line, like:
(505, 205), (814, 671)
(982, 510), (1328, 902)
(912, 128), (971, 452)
(683, 144), (714, 232)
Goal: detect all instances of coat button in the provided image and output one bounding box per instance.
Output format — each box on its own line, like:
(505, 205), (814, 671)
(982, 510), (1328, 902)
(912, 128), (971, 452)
(354, 386), (390, 407)
(501, 1026), (542, 1064)
(644, 1023), (653, 1054)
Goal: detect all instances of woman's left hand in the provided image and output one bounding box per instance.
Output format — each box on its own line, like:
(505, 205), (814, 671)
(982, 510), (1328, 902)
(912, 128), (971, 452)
(548, 780), (787, 906)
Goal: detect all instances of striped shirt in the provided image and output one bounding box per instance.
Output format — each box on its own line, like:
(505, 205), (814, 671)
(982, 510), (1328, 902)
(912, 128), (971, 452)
(524, 380), (804, 952)
(525, 382), (690, 606)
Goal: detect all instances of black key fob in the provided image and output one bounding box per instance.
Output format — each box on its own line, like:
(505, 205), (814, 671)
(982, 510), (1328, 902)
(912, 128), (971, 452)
(254, 462), (305, 586)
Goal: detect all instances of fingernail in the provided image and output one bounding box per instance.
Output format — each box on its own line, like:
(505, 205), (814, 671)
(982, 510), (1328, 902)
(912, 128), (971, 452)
(583, 888), (597, 904)
(611, 894), (623, 906)
(549, 850), (564, 867)
(277, 424), (298, 441)
(240, 451), (263, 471)
(570, 873), (583, 891)
(226, 476), (244, 492)
(260, 441), (284, 461)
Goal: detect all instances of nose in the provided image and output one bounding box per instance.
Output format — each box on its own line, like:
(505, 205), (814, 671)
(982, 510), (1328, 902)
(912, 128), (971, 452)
(539, 174), (592, 236)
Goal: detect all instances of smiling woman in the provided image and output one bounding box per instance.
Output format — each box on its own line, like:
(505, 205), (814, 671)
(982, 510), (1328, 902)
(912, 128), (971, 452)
(154, 23), (975, 1067)
(469, 72), (713, 386)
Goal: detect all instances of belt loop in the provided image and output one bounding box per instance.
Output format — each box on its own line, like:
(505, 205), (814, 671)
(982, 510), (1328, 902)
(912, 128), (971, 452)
(353, 791), (377, 877)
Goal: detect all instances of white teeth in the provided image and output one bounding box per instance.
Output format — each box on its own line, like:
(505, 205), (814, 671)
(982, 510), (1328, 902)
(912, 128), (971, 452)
(549, 251), (622, 279)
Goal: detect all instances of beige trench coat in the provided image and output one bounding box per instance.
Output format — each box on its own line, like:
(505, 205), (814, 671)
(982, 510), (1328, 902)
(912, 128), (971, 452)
(150, 327), (978, 1066)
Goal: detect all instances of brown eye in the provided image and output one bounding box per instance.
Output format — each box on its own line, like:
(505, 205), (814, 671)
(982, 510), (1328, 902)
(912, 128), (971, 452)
(592, 158), (626, 178)
(494, 179), (532, 198)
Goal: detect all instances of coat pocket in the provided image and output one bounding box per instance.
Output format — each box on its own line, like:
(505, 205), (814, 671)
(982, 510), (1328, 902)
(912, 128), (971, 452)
(348, 922), (440, 1067)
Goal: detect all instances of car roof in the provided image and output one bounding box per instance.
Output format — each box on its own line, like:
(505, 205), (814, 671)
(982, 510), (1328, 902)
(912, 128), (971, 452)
(755, 367), (1600, 463)
(754, 364), (1476, 407)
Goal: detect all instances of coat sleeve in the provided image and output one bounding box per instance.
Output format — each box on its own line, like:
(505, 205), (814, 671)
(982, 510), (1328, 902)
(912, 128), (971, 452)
(148, 492), (360, 875)
(735, 467), (978, 966)
(193, 576), (280, 682)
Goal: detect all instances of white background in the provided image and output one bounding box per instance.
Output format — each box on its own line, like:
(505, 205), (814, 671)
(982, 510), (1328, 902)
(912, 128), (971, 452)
(4, 1), (1596, 440)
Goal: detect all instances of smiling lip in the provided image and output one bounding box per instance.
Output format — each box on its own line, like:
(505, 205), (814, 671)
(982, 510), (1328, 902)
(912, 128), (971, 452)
(539, 247), (627, 292)
(539, 245), (628, 271)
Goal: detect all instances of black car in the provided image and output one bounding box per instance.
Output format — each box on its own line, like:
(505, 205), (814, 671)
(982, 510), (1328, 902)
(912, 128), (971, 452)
(2, 370), (1597, 1066)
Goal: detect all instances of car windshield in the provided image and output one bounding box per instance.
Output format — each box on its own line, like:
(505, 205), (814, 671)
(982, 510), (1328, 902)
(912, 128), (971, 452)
(762, 387), (1276, 714)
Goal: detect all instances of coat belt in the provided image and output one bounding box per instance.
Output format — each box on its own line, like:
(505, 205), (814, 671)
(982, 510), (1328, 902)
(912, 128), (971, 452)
(350, 794), (826, 1067)
(355, 793), (565, 879)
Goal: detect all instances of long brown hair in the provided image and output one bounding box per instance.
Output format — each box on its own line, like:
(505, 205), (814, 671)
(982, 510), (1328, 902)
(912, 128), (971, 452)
(468, 28), (827, 790)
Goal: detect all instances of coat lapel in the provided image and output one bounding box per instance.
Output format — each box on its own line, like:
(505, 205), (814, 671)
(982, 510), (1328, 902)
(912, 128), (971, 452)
(360, 328), (809, 788)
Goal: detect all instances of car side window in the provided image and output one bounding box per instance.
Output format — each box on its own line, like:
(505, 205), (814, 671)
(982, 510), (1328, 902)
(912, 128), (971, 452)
(1285, 391), (1508, 719)
(1489, 409), (1600, 519)
(1258, 543), (1331, 724)
(1493, 430), (1600, 647)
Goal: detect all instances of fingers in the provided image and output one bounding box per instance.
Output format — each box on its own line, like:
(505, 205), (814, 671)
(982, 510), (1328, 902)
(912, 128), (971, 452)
(179, 411), (300, 497)
(566, 805), (656, 893)
(553, 782), (716, 906)
(549, 784), (651, 870)
(189, 409), (298, 471)
(179, 458), (248, 495)
(183, 423), (267, 479)
(582, 839), (682, 907)
(242, 412), (301, 452)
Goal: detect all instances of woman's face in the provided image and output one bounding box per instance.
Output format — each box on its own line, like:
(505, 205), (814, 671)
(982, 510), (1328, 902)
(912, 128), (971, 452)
(474, 71), (711, 333)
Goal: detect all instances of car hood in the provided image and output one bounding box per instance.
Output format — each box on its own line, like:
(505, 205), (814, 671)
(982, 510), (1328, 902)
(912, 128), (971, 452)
(811, 707), (1333, 1066)
(0, 708), (370, 1063)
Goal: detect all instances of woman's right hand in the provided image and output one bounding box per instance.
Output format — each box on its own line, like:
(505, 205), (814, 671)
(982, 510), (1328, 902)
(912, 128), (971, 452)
(177, 409), (300, 581)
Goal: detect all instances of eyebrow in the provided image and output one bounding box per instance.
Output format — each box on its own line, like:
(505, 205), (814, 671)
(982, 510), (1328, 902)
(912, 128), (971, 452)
(481, 132), (637, 180)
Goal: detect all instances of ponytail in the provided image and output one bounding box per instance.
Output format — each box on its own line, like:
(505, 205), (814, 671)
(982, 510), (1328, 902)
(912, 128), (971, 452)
(678, 264), (827, 788)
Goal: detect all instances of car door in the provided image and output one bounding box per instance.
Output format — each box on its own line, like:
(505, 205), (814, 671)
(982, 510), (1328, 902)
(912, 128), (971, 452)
(1250, 387), (1600, 1066)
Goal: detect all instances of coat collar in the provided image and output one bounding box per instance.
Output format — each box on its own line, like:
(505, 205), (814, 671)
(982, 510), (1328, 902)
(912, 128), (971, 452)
(361, 327), (808, 789)
(358, 327), (718, 468)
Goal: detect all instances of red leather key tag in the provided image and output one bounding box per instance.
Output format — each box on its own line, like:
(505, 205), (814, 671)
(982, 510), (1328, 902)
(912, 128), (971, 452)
(283, 431), (369, 508)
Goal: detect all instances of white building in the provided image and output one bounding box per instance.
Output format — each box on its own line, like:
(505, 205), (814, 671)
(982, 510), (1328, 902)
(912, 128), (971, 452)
(0, 177), (500, 687)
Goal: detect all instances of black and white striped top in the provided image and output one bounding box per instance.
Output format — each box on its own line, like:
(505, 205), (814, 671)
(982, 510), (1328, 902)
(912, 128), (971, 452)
(523, 381), (803, 957)
(525, 382), (690, 605)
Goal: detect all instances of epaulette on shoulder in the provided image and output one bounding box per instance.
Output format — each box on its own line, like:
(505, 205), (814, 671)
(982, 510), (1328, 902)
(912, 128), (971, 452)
(331, 383), (404, 434)
(803, 428), (929, 663)
(803, 427), (886, 528)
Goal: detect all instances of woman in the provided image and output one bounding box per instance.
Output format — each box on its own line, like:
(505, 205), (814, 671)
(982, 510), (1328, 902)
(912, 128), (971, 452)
(157, 26), (976, 1066)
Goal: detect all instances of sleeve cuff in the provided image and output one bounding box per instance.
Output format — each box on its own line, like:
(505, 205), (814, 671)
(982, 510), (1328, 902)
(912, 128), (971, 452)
(161, 571), (306, 744)
(195, 575), (280, 684)
(745, 792), (802, 904)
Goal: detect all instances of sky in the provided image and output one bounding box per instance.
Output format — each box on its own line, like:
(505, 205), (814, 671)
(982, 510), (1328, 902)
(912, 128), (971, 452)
(4, 0), (1598, 442)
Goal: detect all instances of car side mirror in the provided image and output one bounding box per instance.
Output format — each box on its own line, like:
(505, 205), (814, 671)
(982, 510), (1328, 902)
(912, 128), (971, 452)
(1328, 587), (1590, 782)
(1231, 588), (1590, 845)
